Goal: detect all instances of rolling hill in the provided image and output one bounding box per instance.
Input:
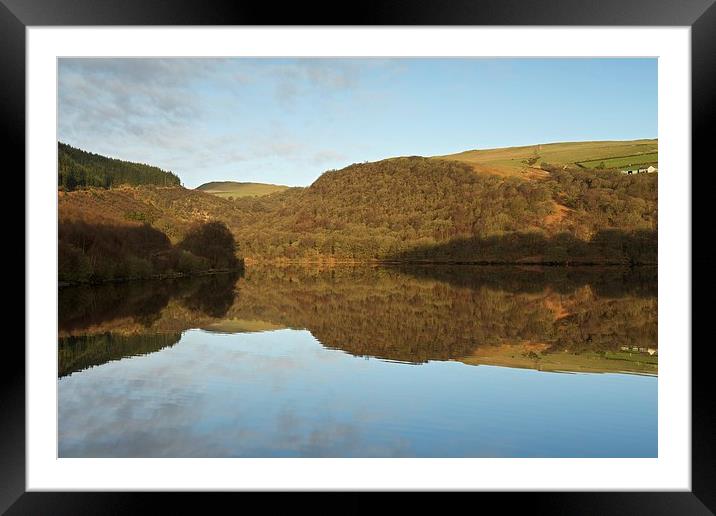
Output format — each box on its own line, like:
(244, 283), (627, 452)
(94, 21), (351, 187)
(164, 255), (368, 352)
(434, 139), (658, 177)
(196, 181), (289, 198)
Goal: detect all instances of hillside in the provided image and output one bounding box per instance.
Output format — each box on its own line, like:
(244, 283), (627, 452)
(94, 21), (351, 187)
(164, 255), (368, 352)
(59, 142), (181, 190)
(58, 141), (658, 273)
(435, 139), (658, 177)
(230, 156), (657, 264)
(59, 186), (243, 283)
(196, 181), (289, 198)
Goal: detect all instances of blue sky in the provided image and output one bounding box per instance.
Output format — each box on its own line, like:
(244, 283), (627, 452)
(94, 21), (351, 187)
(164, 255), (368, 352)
(58, 58), (657, 188)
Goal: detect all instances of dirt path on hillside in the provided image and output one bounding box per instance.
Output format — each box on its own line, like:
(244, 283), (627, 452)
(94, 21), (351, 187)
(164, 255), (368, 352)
(523, 167), (549, 180)
(544, 202), (571, 226)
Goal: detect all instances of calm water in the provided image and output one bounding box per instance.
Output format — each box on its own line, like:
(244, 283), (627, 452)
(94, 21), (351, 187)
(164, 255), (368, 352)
(58, 266), (658, 457)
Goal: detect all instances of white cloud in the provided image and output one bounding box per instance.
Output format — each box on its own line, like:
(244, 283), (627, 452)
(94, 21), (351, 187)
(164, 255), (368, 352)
(58, 58), (405, 187)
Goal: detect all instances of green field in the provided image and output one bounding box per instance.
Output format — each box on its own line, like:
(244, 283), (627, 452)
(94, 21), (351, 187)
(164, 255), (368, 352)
(435, 139), (658, 176)
(577, 152), (658, 170)
(196, 181), (289, 198)
(200, 318), (286, 334)
(460, 347), (657, 375)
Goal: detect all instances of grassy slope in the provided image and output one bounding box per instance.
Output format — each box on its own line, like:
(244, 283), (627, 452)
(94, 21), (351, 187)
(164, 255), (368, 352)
(434, 139), (658, 177)
(196, 181), (289, 198)
(460, 344), (657, 375)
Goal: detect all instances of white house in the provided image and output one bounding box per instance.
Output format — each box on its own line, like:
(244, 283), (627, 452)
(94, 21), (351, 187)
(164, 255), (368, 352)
(621, 165), (658, 175)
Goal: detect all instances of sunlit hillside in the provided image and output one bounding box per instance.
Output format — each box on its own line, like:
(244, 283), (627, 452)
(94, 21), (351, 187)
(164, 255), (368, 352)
(196, 181), (289, 199)
(434, 139), (658, 177)
(58, 142), (658, 275)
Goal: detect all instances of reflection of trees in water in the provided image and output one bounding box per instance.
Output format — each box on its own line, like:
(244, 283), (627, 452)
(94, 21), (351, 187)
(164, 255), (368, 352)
(58, 273), (241, 377)
(59, 271), (242, 335)
(59, 332), (182, 378)
(179, 273), (237, 318)
(553, 295), (657, 353)
(59, 266), (657, 370)
(392, 264), (657, 297)
(231, 267), (657, 364)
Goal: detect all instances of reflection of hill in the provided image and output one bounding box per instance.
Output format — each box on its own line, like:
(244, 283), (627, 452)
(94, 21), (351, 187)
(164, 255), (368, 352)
(59, 332), (182, 377)
(460, 343), (658, 375)
(390, 264), (657, 297)
(59, 272), (242, 336)
(231, 267), (554, 362)
(201, 319), (285, 334)
(59, 266), (657, 374)
(58, 273), (242, 377)
(229, 267), (657, 368)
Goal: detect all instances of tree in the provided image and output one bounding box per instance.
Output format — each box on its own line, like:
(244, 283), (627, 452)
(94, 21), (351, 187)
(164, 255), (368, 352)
(178, 221), (240, 270)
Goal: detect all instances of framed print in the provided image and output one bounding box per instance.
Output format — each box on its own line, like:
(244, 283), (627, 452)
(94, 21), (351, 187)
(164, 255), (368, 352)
(6, 0), (714, 513)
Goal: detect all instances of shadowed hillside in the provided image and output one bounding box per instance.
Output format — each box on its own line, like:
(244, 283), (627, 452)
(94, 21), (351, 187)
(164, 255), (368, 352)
(59, 174), (244, 283)
(59, 218), (242, 284)
(387, 229), (657, 265)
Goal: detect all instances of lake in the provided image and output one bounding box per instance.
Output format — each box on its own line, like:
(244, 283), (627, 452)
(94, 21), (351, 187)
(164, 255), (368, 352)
(58, 266), (658, 457)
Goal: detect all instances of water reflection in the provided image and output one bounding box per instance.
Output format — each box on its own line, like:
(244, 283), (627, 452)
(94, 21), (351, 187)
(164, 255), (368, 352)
(59, 329), (657, 458)
(59, 266), (658, 375)
(58, 266), (658, 457)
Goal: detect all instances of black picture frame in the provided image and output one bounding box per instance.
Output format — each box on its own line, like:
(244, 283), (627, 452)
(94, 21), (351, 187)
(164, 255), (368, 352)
(6, 0), (714, 513)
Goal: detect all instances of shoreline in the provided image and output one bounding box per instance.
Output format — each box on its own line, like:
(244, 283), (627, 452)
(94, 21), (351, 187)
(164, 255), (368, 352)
(58, 267), (244, 288)
(244, 257), (657, 267)
(58, 260), (656, 288)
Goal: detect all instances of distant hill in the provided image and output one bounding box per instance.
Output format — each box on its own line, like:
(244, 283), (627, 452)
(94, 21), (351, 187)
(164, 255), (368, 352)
(196, 181), (289, 198)
(435, 139), (658, 177)
(58, 142), (181, 190)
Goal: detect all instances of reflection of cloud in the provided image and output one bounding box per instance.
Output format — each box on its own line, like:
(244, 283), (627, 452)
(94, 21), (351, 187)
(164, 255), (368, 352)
(58, 325), (657, 458)
(58, 330), (414, 458)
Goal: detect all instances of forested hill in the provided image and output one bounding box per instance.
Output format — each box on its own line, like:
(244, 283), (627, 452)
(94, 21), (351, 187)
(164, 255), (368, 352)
(58, 142), (181, 190)
(231, 157), (657, 264)
(58, 148), (658, 272)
